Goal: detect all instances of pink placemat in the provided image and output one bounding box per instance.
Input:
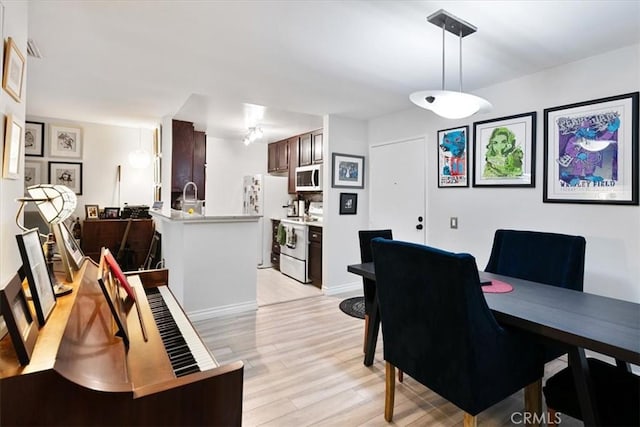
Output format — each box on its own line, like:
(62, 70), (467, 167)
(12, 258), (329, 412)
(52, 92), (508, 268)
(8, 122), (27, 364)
(482, 279), (513, 293)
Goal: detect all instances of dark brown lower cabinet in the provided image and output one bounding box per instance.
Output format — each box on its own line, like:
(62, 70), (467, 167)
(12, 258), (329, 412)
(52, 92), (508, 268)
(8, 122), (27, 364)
(271, 219), (281, 271)
(308, 226), (322, 288)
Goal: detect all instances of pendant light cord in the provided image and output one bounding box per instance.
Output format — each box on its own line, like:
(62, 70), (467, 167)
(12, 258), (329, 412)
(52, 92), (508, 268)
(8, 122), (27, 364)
(459, 29), (463, 93)
(441, 23), (445, 90)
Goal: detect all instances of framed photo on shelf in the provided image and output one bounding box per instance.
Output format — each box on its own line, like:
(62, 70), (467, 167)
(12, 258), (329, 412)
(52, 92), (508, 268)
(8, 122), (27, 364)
(543, 92), (638, 205)
(57, 221), (84, 270)
(50, 125), (83, 158)
(24, 161), (43, 193)
(48, 161), (83, 195)
(339, 193), (358, 215)
(0, 273), (38, 365)
(2, 37), (26, 103)
(25, 121), (45, 157)
(437, 125), (469, 188)
(85, 204), (99, 219)
(332, 153), (365, 188)
(103, 207), (120, 219)
(473, 112), (536, 187)
(15, 228), (57, 326)
(3, 114), (23, 179)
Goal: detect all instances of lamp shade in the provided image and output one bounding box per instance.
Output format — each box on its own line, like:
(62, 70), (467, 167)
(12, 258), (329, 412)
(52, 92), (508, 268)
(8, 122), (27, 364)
(26, 184), (77, 224)
(409, 90), (492, 120)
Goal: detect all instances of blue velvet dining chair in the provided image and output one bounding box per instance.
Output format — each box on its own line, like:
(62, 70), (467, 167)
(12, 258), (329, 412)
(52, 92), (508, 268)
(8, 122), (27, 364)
(371, 238), (544, 425)
(485, 229), (586, 363)
(358, 229), (392, 353)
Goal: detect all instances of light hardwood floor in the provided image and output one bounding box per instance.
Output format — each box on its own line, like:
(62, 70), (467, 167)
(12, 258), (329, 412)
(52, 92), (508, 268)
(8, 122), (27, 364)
(257, 267), (322, 306)
(194, 292), (581, 426)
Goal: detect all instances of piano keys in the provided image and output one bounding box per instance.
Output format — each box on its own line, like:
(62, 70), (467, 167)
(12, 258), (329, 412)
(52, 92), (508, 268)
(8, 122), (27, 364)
(0, 259), (244, 426)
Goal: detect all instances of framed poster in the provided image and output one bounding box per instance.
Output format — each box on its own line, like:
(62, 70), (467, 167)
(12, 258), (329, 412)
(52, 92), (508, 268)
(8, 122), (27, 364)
(3, 114), (23, 179)
(50, 125), (82, 158)
(25, 121), (45, 157)
(339, 193), (358, 215)
(48, 161), (83, 195)
(331, 153), (365, 188)
(2, 37), (26, 103)
(473, 112), (536, 187)
(0, 273), (38, 365)
(543, 92), (638, 205)
(15, 229), (57, 326)
(437, 125), (469, 188)
(24, 160), (43, 192)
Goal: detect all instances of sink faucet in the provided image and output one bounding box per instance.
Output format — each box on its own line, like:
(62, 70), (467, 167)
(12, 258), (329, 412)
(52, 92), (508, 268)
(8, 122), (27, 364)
(183, 181), (198, 202)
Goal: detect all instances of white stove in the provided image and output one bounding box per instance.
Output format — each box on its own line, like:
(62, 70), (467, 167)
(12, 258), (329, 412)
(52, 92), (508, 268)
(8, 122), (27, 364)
(279, 202), (322, 283)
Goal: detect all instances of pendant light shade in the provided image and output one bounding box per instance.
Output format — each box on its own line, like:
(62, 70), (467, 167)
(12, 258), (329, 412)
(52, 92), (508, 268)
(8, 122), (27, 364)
(410, 9), (491, 119)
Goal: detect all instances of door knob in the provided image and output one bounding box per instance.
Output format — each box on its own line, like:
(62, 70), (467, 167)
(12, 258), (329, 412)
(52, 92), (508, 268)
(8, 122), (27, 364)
(416, 224), (423, 230)
(418, 216), (423, 222)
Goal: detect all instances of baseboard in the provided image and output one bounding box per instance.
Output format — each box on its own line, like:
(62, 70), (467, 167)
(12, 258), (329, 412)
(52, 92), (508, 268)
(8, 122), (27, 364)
(323, 280), (361, 296)
(187, 300), (258, 321)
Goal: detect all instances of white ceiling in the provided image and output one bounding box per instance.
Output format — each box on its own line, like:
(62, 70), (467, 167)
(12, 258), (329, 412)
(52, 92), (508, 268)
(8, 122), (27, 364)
(25, 1), (640, 143)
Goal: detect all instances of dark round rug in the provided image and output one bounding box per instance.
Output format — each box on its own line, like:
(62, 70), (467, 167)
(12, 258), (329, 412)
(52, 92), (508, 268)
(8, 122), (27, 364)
(339, 296), (365, 319)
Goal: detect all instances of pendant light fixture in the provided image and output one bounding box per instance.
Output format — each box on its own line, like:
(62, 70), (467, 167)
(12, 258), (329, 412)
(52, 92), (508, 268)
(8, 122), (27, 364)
(410, 9), (491, 120)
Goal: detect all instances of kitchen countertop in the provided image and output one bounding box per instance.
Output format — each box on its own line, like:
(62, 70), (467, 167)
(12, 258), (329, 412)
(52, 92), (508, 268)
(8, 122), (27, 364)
(278, 217), (323, 227)
(150, 209), (260, 223)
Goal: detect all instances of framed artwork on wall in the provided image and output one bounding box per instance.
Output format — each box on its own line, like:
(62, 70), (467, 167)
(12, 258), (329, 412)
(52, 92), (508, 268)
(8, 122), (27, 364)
(25, 121), (45, 157)
(15, 229), (57, 326)
(0, 273), (38, 365)
(48, 161), (83, 195)
(50, 125), (83, 158)
(24, 160), (43, 192)
(332, 153), (365, 188)
(2, 37), (26, 103)
(437, 125), (469, 188)
(339, 192), (358, 215)
(472, 112), (536, 187)
(3, 114), (23, 179)
(543, 92), (638, 205)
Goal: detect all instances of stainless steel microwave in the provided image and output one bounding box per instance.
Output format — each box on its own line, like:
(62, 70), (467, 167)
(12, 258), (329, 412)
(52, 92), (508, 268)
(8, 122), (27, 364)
(295, 164), (323, 192)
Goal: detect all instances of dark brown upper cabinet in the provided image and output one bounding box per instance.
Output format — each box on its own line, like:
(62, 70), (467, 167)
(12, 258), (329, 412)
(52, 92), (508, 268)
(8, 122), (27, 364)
(171, 119), (205, 200)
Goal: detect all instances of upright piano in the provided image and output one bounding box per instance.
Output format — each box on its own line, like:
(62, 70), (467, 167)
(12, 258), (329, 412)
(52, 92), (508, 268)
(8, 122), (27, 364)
(0, 258), (244, 426)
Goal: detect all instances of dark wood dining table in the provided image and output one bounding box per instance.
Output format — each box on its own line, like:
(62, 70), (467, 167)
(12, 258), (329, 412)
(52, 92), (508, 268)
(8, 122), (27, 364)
(347, 261), (640, 427)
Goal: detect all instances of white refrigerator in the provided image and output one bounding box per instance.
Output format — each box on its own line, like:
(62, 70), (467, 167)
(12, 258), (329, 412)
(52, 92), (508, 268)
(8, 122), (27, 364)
(242, 174), (289, 267)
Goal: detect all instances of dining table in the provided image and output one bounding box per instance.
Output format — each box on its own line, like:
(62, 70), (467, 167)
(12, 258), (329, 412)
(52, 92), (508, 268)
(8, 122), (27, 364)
(347, 261), (640, 427)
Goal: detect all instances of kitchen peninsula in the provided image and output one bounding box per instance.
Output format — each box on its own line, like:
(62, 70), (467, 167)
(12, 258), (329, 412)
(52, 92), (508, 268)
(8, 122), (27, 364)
(150, 209), (260, 319)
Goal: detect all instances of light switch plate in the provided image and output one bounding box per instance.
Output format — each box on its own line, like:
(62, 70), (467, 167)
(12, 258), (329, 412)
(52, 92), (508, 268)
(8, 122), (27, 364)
(450, 217), (458, 229)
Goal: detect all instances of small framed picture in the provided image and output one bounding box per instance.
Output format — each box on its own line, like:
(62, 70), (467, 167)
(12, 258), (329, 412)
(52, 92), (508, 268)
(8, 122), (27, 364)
(339, 192), (358, 215)
(0, 273), (39, 365)
(3, 114), (23, 179)
(25, 121), (45, 157)
(50, 125), (83, 158)
(85, 204), (99, 219)
(437, 126), (469, 188)
(332, 153), (365, 188)
(2, 37), (26, 103)
(48, 161), (83, 195)
(24, 160), (43, 193)
(103, 207), (120, 219)
(15, 229), (57, 326)
(57, 222), (84, 270)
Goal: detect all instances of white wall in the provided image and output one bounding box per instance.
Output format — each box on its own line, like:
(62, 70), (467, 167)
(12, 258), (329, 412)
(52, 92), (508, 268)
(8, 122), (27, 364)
(205, 136), (267, 215)
(368, 44), (640, 302)
(26, 115), (155, 220)
(0, 2), (29, 283)
(323, 114), (369, 295)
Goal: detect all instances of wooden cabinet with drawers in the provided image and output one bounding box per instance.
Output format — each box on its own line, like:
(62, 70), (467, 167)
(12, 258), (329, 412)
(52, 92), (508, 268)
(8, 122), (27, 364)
(308, 226), (322, 288)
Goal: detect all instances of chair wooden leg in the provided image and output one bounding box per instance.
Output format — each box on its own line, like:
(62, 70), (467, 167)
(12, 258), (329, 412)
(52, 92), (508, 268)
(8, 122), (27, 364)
(398, 369), (403, 383)
(547, 409), (558, 426)
(363, 314), (369, 353)
(385, 362), (395, 422)
(524, 378), (542, 427)
(463, 413), (477, 427)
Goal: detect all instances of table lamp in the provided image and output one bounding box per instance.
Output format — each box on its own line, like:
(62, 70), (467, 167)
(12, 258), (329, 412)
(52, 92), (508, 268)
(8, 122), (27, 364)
(16, 184), (77, 296)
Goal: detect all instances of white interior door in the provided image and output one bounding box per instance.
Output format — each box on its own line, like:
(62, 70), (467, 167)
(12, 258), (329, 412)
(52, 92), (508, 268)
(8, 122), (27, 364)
(370, 137), (426, 244)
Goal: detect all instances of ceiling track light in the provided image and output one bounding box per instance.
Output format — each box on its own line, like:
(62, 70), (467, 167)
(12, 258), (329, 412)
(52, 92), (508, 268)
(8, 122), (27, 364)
(243, 126), (263, 145)
(410, 9), (492, 120)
